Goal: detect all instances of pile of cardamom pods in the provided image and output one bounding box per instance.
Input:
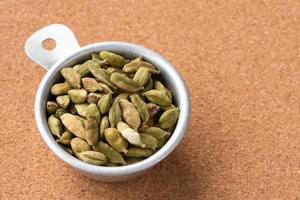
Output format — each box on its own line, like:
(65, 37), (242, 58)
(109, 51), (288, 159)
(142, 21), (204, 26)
(46, 51), (179, 166)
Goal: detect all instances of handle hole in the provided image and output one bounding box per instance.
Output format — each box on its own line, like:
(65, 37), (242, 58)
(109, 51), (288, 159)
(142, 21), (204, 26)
(42, 38), (56, 51)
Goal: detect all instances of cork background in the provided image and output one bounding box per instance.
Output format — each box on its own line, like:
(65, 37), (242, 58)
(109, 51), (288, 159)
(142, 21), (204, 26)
(1, 0), (299, 199)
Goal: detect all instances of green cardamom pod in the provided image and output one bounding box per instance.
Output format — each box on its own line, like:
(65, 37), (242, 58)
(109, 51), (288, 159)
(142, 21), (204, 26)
(87, 60), (115, 88)
(119, 99), (141, 129)
(98, 82), (113, 94)
(77, 151), (107, 166)
(158, 108), (179, 129)
(140, 133), (158, 150)
(46, 101), (59, 114)
(108, 98), (122, 128)
(56, 95), (70, 109)
(133, 67), (151, 87)
(116, 92), (130, 100)
(73, 61), (90, 76)
(85, 117), (99, 145)
(81, 77), (103, 92)
(139, 127), (170, 139)
(97, 94), (113, 115)
(99, 51), (128, 67)
(130, 94), (149, 122)
(160, 104), (176, 111)
(86, 103), (101, 124)
(48, 115), (63, 138)
(74, 103), (88, 118)
(70, 138), (91, 154)
(68, 89), (88, 103)
(126, 147), (153, 158)
(117, 122), (145, 148)
(92, 141), (125, 165)
(143, 90), (171, 106)
(123, 59), (159, 73)
(61, 68), (82, 89)
(87, 93), (102, 104)
(104, 128), (128, 153)
(104, 67), (123, 75)
(55, 108), (68, 119)
(99, 115), (109, 138)
(154, 81), (172, 99)
(146, 103), (160, 117)
(61, 113), (85, 139)
(57, 131), (73, 145)
(110, 72), (144, 93)
(50, 82), (72, 95)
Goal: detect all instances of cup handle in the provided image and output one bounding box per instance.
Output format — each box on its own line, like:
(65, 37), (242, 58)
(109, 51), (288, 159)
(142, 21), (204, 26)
(24, 24), (80, 70)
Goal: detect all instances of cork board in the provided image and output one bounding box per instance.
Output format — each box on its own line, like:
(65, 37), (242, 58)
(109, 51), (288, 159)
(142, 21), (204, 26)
(1, 0), (299, 199)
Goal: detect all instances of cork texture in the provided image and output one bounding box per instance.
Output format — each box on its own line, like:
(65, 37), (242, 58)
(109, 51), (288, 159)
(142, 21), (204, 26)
(0, 0), (299, 199)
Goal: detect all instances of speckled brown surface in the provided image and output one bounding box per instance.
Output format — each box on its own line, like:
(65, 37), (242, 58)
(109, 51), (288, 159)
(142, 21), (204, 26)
(0, 0), (299, 199)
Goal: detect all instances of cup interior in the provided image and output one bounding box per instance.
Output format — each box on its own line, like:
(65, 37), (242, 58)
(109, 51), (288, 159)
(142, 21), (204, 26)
(35, 42), (190, 176)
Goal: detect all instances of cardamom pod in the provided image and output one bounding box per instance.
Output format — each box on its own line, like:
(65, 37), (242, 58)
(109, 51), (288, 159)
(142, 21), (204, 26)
(57, 131), (73, 145)
(139, 127), (170, 139)
(99, 115), (109, 138)
(92, 141), (125, 165)
(77, 151), (107, 166)
(110, 72), (144, 93)
(117, 122), (145, 148)
(73, 61), (90, 76)
(141, 117), (155, 128)
(86, 103), (101, 123)
(48, 115), (63, 138)
(146, 103), (160, 117)
(98, 82), (113, 94)
(108, 98), (122, 128)
(154, 81), (172, 99)
(61, 68), (81, 89)
(119, 99), (141, 129)
(87, 60), (115, 88)
(104, 128), (128, 153)
(74, 103), (88, 118)
(82, 77), (103, 92)
(56, 95), (70, 109)
(143, 90), (171, 106)
(99, 51), (128, 67)
(50, 82), (72, 95)
(61, 113), (85, 139)
(123, 60), (159, 73)
(70, 137), (90, 154)
(85, 117), (99, 145)
(130, 94), (149, 122)
(46, 101), (59, 114)
(97, 94), (113, 115)
(160, 104), (176, 111)
(68, 89), (88, 103)
(126, 147), (153, 158)
(55, 108), (68, 119)
(158, 108), (179, 129)
(104, 67), (123, 75)
(133, 67), (151, 87)
(116, 92), (130, 100)
(87, 93), (102, 104)
(140, 133), (158, 150)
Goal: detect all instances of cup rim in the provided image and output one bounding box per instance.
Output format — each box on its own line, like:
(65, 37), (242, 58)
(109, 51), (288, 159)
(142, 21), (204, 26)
(35, 41), (190, 176)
